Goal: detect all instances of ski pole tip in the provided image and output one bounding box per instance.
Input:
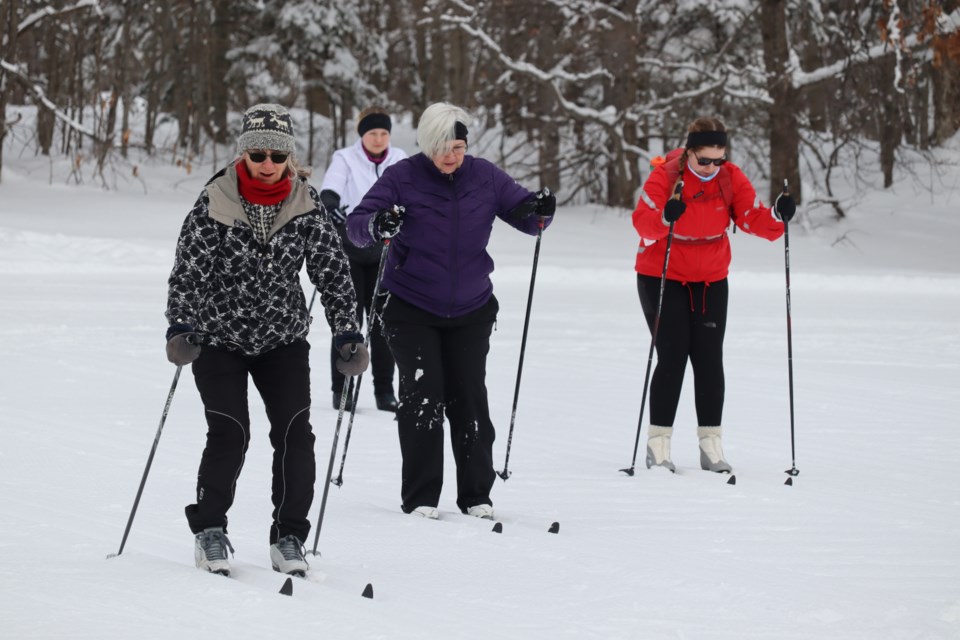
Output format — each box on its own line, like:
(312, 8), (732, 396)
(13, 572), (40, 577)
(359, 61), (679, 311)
(618, 466), (635, 476)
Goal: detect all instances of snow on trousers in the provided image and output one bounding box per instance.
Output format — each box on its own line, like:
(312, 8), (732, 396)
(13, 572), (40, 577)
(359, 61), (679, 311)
(382, 294), (499, 513)
(185, 340), (316, 545)
(329, 258), (395, 395)
(636, 275), (729, 426)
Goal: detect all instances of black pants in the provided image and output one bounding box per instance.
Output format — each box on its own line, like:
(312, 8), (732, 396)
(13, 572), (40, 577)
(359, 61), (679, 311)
(637, 275), (729, 427)
(381, 294), (499, 513)
(330, 259), (395, 395)
(186, 340), (316, 545)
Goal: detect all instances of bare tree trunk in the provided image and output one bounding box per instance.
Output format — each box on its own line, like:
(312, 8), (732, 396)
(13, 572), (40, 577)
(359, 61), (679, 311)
(36, 20), (58, 155)
(878, 55), (901, 188)
(208, 0), (231, 145)
(0, 0), (18, 183)
(535, 16), (560, 191)
(760, 0), (802, 204)
(932, 58), (960, 144)
(119, 0), (133, 158)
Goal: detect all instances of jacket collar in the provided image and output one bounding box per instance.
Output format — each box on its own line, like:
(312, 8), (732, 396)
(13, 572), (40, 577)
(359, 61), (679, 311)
(205, 163), (315, 242)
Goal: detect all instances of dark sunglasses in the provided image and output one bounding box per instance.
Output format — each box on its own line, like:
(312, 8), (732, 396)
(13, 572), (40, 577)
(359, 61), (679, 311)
(247, 150), (289, 164)
(694, 152), (727, 167)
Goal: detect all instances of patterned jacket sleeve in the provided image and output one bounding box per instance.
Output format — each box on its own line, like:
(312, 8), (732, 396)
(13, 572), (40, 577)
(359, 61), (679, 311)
(165, 192), (219, 326)
(304, 186), (361, 336)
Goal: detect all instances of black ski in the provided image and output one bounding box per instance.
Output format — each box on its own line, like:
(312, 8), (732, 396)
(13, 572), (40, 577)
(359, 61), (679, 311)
(490, 520), (560, 534)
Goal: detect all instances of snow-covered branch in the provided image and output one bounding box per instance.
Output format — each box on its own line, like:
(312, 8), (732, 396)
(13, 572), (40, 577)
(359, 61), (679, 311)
(789, 8), (960, 90)
(17, 0), (102, 36)
(441, 15), (613, 84)
(0, 59), (101, 142)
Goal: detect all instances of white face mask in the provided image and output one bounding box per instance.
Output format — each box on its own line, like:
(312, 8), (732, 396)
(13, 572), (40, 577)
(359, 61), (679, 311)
(688, 159), (721, 182)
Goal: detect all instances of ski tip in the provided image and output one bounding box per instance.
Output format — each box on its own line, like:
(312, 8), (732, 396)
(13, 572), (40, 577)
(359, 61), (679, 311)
(362, 583), (374, 599)
(279, 577), (293, 596)
(548, 522), (560, 534)
(492, 522), (503, 534)
(726, 475), (737, 486)
(784, 477), (793, 486)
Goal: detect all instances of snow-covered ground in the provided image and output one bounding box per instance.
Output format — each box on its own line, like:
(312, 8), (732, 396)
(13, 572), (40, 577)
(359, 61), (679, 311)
(1, 145), (959, 639)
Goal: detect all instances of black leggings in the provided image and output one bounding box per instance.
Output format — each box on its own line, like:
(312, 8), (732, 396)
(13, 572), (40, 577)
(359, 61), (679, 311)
(186, 340), (315, 545)
(636, 275), (729, 427)
(381, 294), (499, 513)
(330, 259), (395, 395)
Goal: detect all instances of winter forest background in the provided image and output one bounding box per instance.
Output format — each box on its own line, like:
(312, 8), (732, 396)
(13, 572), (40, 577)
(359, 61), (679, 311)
(2, 0), (960, 209)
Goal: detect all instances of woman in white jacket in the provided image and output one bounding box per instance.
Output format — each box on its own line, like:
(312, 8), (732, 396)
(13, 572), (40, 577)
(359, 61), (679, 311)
(320, 107), (408, 411)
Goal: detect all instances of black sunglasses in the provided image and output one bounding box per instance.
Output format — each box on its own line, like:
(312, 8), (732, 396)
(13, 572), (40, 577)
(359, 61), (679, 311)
(247, 150), (289, 164)
(693, 152), (727, 167)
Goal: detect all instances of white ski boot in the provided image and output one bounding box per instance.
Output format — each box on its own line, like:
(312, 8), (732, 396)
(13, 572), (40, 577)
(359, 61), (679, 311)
(410, 506), (440, 519)
(645, 425), (676, 472)
(698, 426), (733, 473)
(465, 504), (495, 520)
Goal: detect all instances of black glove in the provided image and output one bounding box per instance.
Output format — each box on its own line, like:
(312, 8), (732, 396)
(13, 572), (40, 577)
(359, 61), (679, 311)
(662, 198), (686, 224)
(372, 205), (404, 239)
(320, 190), (347, 225)
(774, 193), (796, 223)
(334, 332), (370, 376)
(535, 188), (556, 217)
(165, 323), (201, 366)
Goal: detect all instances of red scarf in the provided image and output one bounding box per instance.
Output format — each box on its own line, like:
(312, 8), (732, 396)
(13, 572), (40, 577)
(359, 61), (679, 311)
(235, 160), (292, 205)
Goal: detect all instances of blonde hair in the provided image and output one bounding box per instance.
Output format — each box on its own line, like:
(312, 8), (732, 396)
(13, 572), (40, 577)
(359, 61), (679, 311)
(416, 102), (472, 158)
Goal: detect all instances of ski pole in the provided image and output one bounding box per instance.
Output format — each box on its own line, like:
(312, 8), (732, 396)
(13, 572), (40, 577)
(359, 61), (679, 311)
(332, 239), (391, 487)
(306, 286), (318, 316)
(311, 359), (353, 556)
(311, 207), (403, 554)
(498, 191), (551, 481)
(108, 365), (183, 558)
(778, 179), (800, 483)
(621, 178), (683, 476)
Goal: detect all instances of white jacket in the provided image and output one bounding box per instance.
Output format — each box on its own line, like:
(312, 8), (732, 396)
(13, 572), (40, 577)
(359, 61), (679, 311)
(321, 138), (408, 212)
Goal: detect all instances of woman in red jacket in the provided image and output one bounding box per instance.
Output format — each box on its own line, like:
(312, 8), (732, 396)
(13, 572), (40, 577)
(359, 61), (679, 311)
(631, 116), (795, 473)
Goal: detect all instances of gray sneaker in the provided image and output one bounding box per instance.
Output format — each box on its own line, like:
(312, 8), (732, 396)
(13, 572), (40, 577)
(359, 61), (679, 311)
(194, 527), (234, 576)
(270, 535), (309, 576)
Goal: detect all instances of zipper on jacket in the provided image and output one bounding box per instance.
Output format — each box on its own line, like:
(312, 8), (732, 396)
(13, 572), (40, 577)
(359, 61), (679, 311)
(447, 173), (459, 318)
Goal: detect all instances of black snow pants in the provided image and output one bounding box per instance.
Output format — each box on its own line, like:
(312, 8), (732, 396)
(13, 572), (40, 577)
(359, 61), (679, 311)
(636, 275), (729, 427)
(381, 294), (499, 514)
(186, 340), (316, 545)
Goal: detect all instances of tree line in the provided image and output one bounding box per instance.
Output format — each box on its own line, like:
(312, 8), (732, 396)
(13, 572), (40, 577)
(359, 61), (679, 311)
(2, 0), (959, 213)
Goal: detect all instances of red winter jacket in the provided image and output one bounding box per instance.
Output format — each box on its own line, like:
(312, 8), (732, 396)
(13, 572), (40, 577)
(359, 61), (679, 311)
(632, 158), (784, 283)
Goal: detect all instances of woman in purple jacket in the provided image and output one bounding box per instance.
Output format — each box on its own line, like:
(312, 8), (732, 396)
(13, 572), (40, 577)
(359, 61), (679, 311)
(346, 102), (555, 520)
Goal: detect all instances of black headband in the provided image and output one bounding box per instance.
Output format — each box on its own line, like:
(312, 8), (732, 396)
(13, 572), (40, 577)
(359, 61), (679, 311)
(455, 121), (468, 142)
(686, 130), (728, 149)
(358, 113), (392, 137)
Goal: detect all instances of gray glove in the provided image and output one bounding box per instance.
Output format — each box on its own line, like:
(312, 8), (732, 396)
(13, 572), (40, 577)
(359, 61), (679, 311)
(335, 340), (370, 376)
(165, 324), (201, 366)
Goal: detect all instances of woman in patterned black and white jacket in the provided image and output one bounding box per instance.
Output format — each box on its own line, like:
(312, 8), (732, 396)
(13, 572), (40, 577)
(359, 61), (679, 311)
(164, 103), (368, 579)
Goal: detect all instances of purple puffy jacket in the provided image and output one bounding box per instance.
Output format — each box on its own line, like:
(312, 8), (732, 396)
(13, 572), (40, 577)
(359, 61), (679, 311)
(346, 153), (550, 318)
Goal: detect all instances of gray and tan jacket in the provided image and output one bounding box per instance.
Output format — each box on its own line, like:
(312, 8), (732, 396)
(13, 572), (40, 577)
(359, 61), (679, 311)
(166, 163), (359, 356)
